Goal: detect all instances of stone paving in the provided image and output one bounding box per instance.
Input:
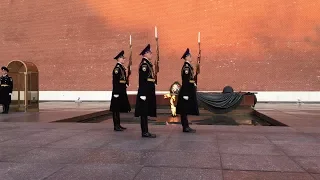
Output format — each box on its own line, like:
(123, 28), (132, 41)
(0, 103), (320, 179)
(0, 121), (320, 180)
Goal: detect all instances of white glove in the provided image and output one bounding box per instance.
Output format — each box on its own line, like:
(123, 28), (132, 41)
(113, 94), (119, 98)
(126, 84), (129, 88)
(183, 96), (189, 100)
(194, 83), (197, 87)
(140, 96), (146, 101)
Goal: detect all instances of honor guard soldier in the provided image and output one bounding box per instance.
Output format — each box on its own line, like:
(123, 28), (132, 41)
(176, 48), (198, 133)
(134, 44), (157, 138)
(0, 66), (13, 114)
(109, 50), (131, 131)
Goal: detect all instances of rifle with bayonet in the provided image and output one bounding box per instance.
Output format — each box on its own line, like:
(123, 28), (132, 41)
(126, 35), (132, 86)
(194, 32), (201, 85)
(154, 26), (160, 85)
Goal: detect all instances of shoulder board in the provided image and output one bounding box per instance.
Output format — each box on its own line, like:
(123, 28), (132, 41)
(140, 62), (148, 66)
(139, 61), (147, 66)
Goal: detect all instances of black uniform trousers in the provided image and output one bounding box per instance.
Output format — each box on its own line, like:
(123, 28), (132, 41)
(0, 87), (11, 113)
(112, 111), (120, 127)
(140, 116), (149, 134)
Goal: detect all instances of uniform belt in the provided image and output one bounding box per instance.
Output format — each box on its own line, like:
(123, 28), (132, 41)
(147, 78), (155, 82)
(0, 84), (9, 87)
(189, 80), (195, 83)
(119, 80), (126, 84)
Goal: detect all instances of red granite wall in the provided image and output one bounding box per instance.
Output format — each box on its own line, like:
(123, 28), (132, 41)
(0, 0), (319, 91)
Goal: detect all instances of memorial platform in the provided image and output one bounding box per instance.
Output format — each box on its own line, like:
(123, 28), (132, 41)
(127, 93), (256, 107)
(255, 103), (320, 128)
(0, 102), (111, 123)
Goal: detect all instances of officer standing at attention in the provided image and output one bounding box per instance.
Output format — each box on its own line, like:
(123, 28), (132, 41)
(134, 44), (157, 138)
(109, 50), (131, 131)
(176, 48), (198, 133)
(0, 66), (13, 114)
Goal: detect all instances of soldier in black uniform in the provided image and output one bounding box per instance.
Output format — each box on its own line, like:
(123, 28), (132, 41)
(134, 44), (157, 138)
(0, 66), (13, 114)
(176, 48), (198, 133)
(109, 50), (131, 131)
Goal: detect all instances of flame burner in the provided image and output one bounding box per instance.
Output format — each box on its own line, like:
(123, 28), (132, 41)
(164, 94), (176, 117)
(164, 81), (181, 117)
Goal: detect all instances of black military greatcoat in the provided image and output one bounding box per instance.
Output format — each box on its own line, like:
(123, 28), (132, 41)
(0, 75), (13, 105)
(134, 58), (157, 117)
(110, 63), (131, 112)
(176, 61), (199, 115)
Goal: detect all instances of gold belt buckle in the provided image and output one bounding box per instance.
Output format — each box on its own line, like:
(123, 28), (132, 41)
(189, 80), (195, 83)
(147, 78), (155, 82)
(119, 80), (126, 84)
(1, 84), (9, 87)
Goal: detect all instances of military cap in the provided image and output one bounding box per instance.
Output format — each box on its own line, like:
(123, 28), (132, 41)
(181, 48), (191, 59)
(1, 66), (9, 72)
(114, 50), (125, 60)
(140, 44), (151, 55)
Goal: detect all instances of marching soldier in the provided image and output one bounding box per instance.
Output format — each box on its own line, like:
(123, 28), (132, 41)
(109, 50), (131, 131)
(134, 44), (157, 138)
(176, 48), (198, 133)
(0, 66), (13, 114)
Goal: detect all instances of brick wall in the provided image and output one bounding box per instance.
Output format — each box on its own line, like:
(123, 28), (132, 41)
(0, 0), (319, 91)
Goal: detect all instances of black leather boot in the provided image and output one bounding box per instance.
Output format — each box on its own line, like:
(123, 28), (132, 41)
(141, 116), (156, 138)
(2, 104), (8, 114)
(113, 112), (123, 131)
(5, 104), (9, 113)
(182, 114), (196, 133)
(183, 127), (196, 133)
(117, 112), (126, 130)
(140, 116), (146, 134)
